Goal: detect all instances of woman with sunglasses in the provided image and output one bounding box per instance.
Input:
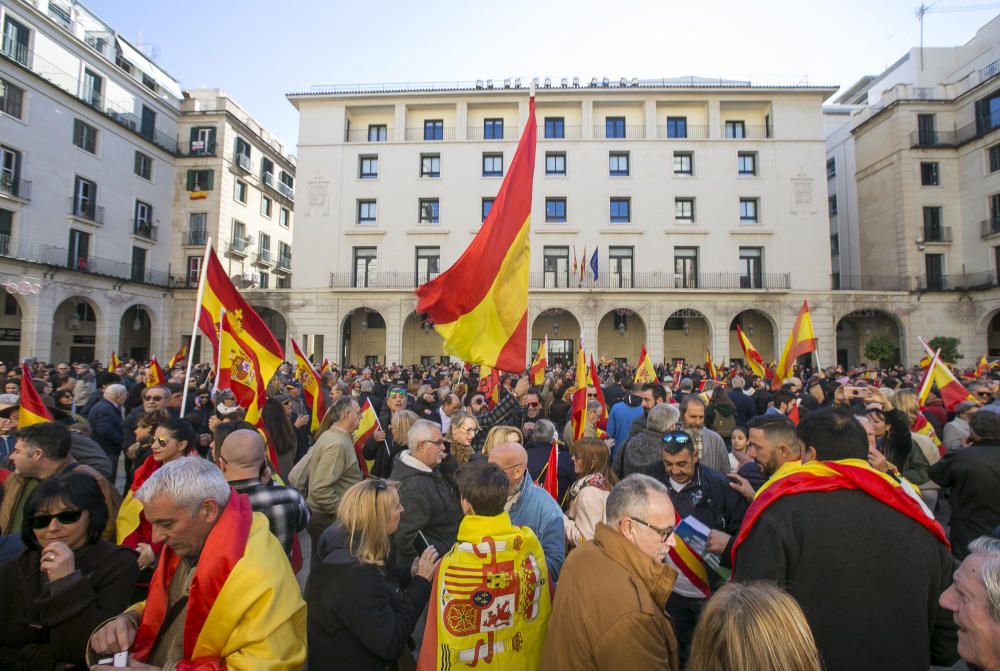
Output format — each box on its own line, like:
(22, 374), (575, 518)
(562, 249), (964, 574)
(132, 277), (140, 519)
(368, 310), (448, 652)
(565, 437), (618, 547)
(0, 472), (139, 670)
(445, 410), (480, 466)
(307, 478), (440, 670)
(116, 417), (198, 585)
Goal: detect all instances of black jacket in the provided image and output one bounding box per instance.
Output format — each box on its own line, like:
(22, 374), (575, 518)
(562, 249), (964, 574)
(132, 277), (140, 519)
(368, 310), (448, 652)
(727, 388), (757, 425)
(389, 455), (462, 567)
(733, 488), (959, 671)
(308, 524), (431, 671)
(87, 399), (123, 456)
(930, 440), (1000, 558)
(363, 407), (405, 479)
(525, 439), (575, 504)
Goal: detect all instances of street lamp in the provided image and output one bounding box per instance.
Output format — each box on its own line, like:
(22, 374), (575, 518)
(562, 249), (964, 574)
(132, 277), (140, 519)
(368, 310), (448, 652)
(683, 321), (690, 337)
(133, 307), (144, 332)
(617, 322), (625, 336)
(552, 321), (560, 335)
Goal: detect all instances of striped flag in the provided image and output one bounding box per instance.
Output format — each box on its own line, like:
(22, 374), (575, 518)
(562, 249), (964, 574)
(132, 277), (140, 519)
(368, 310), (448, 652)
(667, 513), (712, 597)
(478, 364), (501, 407)
(217, 309), (282, 432)
(320, 358), (333, 377)
(976, 354), (990, 378)
(706, 349), (719, 381)
(18, 363), (53, 428)
(351, 398), (378, 476)
(541, 438), (559, 501)
(415, 97), (536, 373)
(108, 351), (121, 371)
(634, 344), (659, 384)
(736, 325), (773, 383)
(588, 355), (608, 424)
(147, 356), (167, 386)
(290, 337), (327, 433)
(166, 342), (189, 370)
(578, 245), (587, 286)
(772, 300), (817, 391)
(570, 343), (588, 441)
(529, 336), (547, 386)
(918, 349), (977, 411)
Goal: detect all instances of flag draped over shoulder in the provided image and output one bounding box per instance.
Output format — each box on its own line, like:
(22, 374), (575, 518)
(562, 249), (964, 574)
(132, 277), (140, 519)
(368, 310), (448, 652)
(415, 98), (536, 373)
(147, 357), (166, 386)
(736, 325), (773, 383)
(529, 336), (547, 386)
(772, 300), (817, 390)
(19, 364), (53, 428)
(634, 344), (659, 384)
(217, 310), (282, 428)
(351, 398), (377, 476)
(290, 338), (327, 433)
(918, 349), (976, 411)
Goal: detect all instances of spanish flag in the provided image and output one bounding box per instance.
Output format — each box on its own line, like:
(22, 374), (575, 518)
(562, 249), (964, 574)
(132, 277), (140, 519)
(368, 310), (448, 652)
(772, 300), (817, 391)
(918, 349), (977, 411)
(478, 364), (501, 407)
(736, 325), (772, 383)
(529, 336), (547, 386)
(166, 342), (189, 370)
(108, 351), (121, 371)
(570, 343), (588, 441)
(634, 344), (659, 384)
(320, 358), (333, 377)
(415, 97), (536, 373)
(588, 355), (608, 424)
(217, 309), (282, 430)
(146, 356), (166, 386)
(290, 337), (327, 433)
(18, 363), (53, 428)
(668, 512), (712, 597)
(539, 438), (559, 501)
(351, 398), (378, 476)
(706, 348), (719, 381)
(976, 354), (990, 378)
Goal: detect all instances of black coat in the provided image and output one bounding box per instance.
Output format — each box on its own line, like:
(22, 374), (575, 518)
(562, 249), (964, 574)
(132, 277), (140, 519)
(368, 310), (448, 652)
(733, 488), (959, 671)
(930, 440), (1000, 558)
(87, 399), (123, 456)
(0, 540), (139, 670)
(389, 456), (462, 567)
(363, 407), (405, 479)
(727, 388), (757, 425)
(308, 524), (431, 671)
(525, 439), (574, 504)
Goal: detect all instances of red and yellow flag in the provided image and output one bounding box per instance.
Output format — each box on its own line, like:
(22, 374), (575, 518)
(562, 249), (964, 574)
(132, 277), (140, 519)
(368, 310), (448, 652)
(634, 344), (659, 384)
(706, 349), (719, 381)
(478, 364), (501, 407)
(108, 351), (121, 371)
(736, 325), (772, 383)
(217, 309), (283, 428)
(147, 357), (167, 386)
(18, 363), (53, 428)
(320, 358), (333, 377)
(918, 349), (977, 411)
(588, 355), (608, 424)
(166, 342), (189, 370)
(351, 398), (378, 476)
(415, 97), (536, 372)
(570, 343), (588, 441)
(290, 337), (327, 433)
(541, 438), (559, 501)
(578, 245), (587, 286)
(976, 354), (990, 378)
(667, 512), (712, 597)
(529, 336), (547, 386)
(772, 300), (817, 391)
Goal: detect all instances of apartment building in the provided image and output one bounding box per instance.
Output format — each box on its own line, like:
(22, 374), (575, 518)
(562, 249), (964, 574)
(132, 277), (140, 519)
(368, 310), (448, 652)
(0, 0), (179, 362)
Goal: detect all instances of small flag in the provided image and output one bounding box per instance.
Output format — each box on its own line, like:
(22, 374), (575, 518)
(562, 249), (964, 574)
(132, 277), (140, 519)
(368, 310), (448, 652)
(634, 345), (659, 384)
(189, 191), (208, 200)
(736, 325), (773, 383)
(918, 349), (977, 411)
(290, 337), (328, 433)
(667, 515), (713, 597)
(529, 336), (547, 386)
(108, 352), (122, 371)
(320, 358), (333, 377)
(588, 355), (608, 424)
(167, 342), (189, 370)
(706, 349), (719, 381)
(19, 363), (53, 428)
(351, 398), (378, 476)
(578, 245), (587, 286)
(976, 354), (989, 378)
(572, 245), (579, 279)
(570, 343), (588, 441)
(217, 310), (282, 433)
(539, 438), (559, 501)
(772, 300), (817, 391)
(147, 356), (167, 386)
(589, 248), (598, 281)
(787, 399), (800, 426)
(478, 364), (501, 407)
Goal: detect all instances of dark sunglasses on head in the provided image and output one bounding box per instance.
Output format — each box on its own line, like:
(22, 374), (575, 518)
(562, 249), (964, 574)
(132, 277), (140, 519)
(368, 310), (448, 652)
(662, 431), (691, 445)
(28, 509), (84, 529)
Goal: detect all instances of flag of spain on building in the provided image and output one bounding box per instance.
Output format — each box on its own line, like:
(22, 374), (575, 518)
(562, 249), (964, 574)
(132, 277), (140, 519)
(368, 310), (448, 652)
(415, 97), (536, 372)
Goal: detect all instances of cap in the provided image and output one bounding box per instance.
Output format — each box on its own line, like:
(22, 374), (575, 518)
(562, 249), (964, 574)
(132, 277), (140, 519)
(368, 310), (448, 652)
(955, 400), (979, 414)
(272, 393), (291, 404)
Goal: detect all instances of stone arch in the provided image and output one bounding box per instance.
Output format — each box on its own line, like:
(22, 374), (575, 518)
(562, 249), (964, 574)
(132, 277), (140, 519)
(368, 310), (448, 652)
(401, 311), (445, 365)
(119, 303), (157, 362)
(340, 306), (387, 366)
(0, 290), (25, 363)
(530, 307), (583, 367)
(51, 295), (102, 363)
(597, 308), (647, 363)
(663, 308), (713, 365)
(835, 309), (903, 368)
(250, 306), (288, 356)
(727, 308), (778, 364)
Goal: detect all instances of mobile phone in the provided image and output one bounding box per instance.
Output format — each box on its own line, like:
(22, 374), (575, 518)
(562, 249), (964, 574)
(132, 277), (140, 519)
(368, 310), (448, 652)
(844, 386), (869, 399)
(413, 530), (430, 556)
(97, 651), (129, 667)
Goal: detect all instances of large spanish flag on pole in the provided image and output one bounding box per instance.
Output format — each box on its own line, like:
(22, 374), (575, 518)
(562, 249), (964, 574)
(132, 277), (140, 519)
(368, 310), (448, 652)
(290, 337), (327, 432)
(772, 300), (817, 390)
(570, 343), (588, 441)
(19, 363), (53, 428)
(918, 349), (977, 411)
(217, 310), (283, 435)
(634, 344), (659, 384)
(736, 325), (773, 383)
(415, 97), (536, 372)
(351, 398), (378, 476)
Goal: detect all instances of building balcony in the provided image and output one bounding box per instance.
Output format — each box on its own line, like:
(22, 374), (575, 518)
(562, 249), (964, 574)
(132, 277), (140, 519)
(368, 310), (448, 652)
(921, 225), (952, 244)
(131, 220), (157, 241)
(537, 126), (583, 140)
(466, 126), (520, 141)
(0, 176), (31, 201)
(832, 275), (910, 291)
(277, 181), (294, 200)
(982, 217), (1000, 239)
(68, 198), (104, 225)
(276, 255), (292, 271)
(254, 248), (274, 266)
(404, 127), (456, 141)
(916, 272), (998, 292)
(593, 125), (646, 140)
(229, 236), (252, 257)
(0, 236), (169, 285)
(345, 128), (394, 142)
(910, 130), (958, 148)
(722, 125), (770, 140)
(185, 228), (207, 246)
(178, 140), (217, 157)
(1, 35), (29, 67)
(235, 152), (251, 172)
(262, 171), (275, 188)
(655, 125), (710, 139)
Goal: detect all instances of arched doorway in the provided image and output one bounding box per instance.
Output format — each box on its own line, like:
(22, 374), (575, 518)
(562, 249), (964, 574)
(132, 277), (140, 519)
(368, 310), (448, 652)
(120, 305), (153, 361)
(251, 306), (287, 356)
(597, 308), (646, 363)
(51, 296), (99, 363)
(0, 291), (23, 363)
(341, 307), (386, 366)
(990, 312), (1000, 357)
(836, 309), (902, 368)
(663, 309), (712, 366)
(531, 308), (582, 368)
(729, 309), (776, 365)
(401, 312), (445, 365)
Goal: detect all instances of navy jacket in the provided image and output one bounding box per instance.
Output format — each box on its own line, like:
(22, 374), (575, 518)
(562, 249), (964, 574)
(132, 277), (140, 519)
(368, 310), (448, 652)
(87, 399), (123, 455)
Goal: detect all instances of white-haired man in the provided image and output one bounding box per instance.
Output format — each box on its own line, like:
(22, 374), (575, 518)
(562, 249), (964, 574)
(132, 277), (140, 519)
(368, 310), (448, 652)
(88, 383), (127, 481)
(935, 536), (1000, 670)
(88, 457), (306, 670)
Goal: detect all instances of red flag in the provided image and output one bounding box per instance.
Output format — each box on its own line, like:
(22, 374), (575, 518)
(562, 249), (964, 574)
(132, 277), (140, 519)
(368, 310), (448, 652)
(19, 364), (53, 428)
(787, 399), (800, 426)
(542, 439), (559, 500)
(290, 337), (327, 433)
(478, 365), (501, 407)
(351, 398), (378, 476)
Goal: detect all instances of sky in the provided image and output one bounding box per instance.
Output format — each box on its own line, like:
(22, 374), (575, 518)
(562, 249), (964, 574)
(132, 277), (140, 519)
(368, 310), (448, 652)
(83, 0), (1000, 152)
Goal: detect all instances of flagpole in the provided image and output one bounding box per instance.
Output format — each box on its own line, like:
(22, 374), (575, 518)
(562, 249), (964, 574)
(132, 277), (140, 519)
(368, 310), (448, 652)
(181, 237), (213, 413)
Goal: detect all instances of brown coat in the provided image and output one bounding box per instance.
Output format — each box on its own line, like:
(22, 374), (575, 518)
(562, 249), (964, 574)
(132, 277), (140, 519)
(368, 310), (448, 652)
(541, 522), (680, 671)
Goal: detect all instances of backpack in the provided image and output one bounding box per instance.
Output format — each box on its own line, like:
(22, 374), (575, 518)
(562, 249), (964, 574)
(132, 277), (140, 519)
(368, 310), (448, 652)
(713, 409), (736, 439)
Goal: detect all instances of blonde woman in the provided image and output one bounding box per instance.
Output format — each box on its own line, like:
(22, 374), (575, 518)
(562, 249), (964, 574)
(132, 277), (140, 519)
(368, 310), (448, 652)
(687, 582), (822, 671)
(889, 388), (942, 507)
(307, 479), (440, 670)
(564, 437), (617, 547)
(481, 425), (523, 457)
(446, 410), (479, 465)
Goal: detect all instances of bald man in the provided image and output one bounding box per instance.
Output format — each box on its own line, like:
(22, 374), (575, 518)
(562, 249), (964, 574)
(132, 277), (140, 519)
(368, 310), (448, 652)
(489, 441), (566, 579)
(219, 429), (309, 557)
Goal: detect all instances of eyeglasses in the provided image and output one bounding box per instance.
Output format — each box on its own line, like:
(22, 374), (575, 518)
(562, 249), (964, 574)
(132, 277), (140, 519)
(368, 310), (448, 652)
(662, 431), (691, 445)
(154, 436), (170, 447)
(977, 392), (991, 398)
(501, 462), (528, 473)
(629, 516), (675, 543)
(145, 395), (165, 402)
(458, 425), (478, 434)
(388, 389), (406, 397)
(420, 438), (445, 447)
(526, 401), (541, 408)
(28, 509), (84, 529)
(587, 393), (598, 399)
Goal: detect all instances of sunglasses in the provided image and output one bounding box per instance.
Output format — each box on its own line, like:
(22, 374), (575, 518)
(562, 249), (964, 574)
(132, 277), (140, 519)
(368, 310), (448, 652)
(145, 395), (165, 402)
(587, 393), (598, 398)
(527, 401), (541, 408)
(662, 431), (691, 445)
(388, 390), (406, 397)
(154, 436), (170, 446)
(28, 509), (84, 529)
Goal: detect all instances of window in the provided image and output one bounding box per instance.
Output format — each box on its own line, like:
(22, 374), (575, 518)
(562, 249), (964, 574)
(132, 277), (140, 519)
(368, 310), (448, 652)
(424, 119), (444, 141)
(279, 171), (294, 192)
(605, 117), (626, 139)
(3, 290), (18, 315)
(353, 247), (377, 288)
(826, 157), (836, 178)
(140, 105), (155, 140)
(666, 116), (687, 138)
(543, 246), (570, 287)
(416, 246), (440, 283)
(131, 247), (146, 282)
(609, 152), (630, 176)
(545, 152), (566, 175)
(725, 120), (746, 139)
(610, 197), (631, 223)
(186, 256), (202, 286)
(674, 247), (699, 288)
(260, 157), (274, 183)
(134, 151), (151, 180)
(259, 232), (271, 259)
(280, 207), (290, 228)
(189, 127), (216, 155)
(739, 247), (763, 288)
(484, 118), (504, 140)
(359, 155), (378, 179)
(234, 180), (248, 204)
(234, 137), (251, 164)
(829, 195), (838, 216)
(923, 206), (944, 241)
(232, 221), (247, 251)
(673, 151), (693, 175)
(368, 124), (387, 142)
(358, 199), (377, 225)
(482, 153), (503, 177)
(2, 16), (30, 66)
(918, 114), (937, 145)
(609, 247), (634, 288)
(186, 169), (214, 191)
(738, 152), (757, 176)
(420, 154), (440, 178)
(739, 198), (759, 223)
(925, 253), (944, 289)
(278, 242), (291, 270)
(141, 73), (157, 93)
(545, 197), (567, 223)
(261, 195), (272, 218)
(419, 198), (439, 223)
(482, 197), (494, 222)
(72, 176), (96, 219)
(188, 213), (207, 245)
(830, 234), (840, 257)
(544, 117), (565, 139)
(258, 272), (269, 289)
(675, 198), (695, 222)
(73, 119), (97, 153)
(975, 93), (1000, 135)
(921, 162), (939, 186)
(81, 69), (102, 107)
(0, 77), (24, 118)
(276, 275), (290, 289)
(991, 144), (1000, 173)
(1, 145), (21, 196)
(67, 229), (90, 270)
(133, 200), (152, 234)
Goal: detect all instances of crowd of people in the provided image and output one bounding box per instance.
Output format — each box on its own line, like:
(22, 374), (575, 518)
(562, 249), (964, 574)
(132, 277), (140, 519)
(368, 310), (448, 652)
(0, 355), (999, 670)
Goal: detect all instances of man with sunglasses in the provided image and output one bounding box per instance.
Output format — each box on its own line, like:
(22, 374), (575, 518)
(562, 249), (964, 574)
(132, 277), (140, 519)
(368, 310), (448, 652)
(543, 474), (680, 671)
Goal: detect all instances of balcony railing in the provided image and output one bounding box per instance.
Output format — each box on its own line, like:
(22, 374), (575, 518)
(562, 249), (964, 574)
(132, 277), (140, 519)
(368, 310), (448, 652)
(185, 228), (207, 246)
(235, 152), (251, 172)
(0, 236), (169, 285)
(229, 237), (251, 256)
(1, 35), (30, 67)
(910, 130), (958, 148)
(537, 126), (583, 140)
(404, 127), (456, 141)
(655, 125), (710, 139)
(833, 275), (910, 291)
(982, 217), (1000, 239)
(329, 271), (790, 290)
(277, 255), (292, 271)
(277, 181), (294, 200)
(0, 177), (30, 200)
(178, 140), (217, 156)
(917, 272), (999, 291)
(132, 221), (158, 241)
(722, 125), (770, 140)
(593, 125), (646, 140)
(255, 248), (273, 265)
(345, 128), (393, 142)
(68, 198), (104, 224)
(262, 172), (275, 188)
(466, 126), (520, 141)
(922, 225), (952, 243)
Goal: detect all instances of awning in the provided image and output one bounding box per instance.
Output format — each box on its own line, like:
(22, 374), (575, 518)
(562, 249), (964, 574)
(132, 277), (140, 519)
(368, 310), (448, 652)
(115, 37), (182, 100)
